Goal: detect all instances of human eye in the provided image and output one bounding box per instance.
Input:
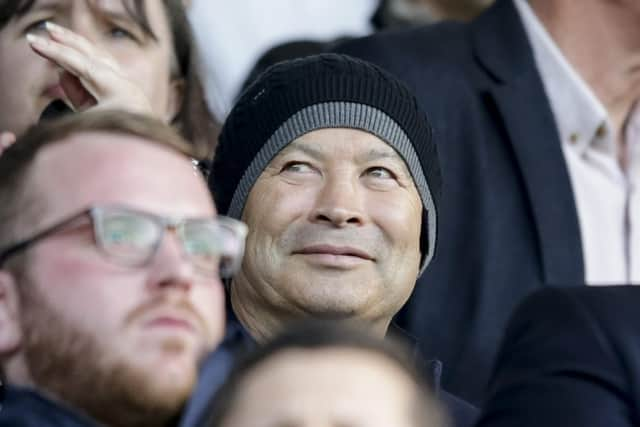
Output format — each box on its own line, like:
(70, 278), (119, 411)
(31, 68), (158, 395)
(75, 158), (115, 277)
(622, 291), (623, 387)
(24, 18), (53, 34)
(107, 25), (136, 40)
(280, 161), (317, 174)
(365, 166), (397, 180)
(101, 214), (156, 248)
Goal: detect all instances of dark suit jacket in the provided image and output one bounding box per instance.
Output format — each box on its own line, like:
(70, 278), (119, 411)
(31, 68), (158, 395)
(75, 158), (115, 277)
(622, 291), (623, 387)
(477, 286), (640, 427)
(335, 0), (584, 403)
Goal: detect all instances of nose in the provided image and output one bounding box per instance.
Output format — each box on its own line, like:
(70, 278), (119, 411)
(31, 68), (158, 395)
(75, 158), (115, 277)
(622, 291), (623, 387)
(146, 232), (195, 294)
(309, 175), (366, 227)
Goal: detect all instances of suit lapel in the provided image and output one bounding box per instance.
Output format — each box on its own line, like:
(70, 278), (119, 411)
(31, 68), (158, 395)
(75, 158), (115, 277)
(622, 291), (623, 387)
(471, 0), (584, 285)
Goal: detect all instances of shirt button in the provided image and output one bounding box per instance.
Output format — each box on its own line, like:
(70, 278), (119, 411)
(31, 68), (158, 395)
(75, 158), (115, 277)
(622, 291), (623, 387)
(570, 133), (580, 144)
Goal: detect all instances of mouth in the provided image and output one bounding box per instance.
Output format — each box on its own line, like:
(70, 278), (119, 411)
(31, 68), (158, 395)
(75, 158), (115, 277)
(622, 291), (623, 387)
(39, 99), (72, 122)
(144, 314), (196, 333)
(293, 245), (375, 267)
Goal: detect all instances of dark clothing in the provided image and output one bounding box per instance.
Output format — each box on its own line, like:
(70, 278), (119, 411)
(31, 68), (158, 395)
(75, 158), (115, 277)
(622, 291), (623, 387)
(182, 321), (478, 427)
(0, 386), (97, 427)
(335, 0), (583, 403)
(179, 322), (247, 427)
(477, 286), (640, 427)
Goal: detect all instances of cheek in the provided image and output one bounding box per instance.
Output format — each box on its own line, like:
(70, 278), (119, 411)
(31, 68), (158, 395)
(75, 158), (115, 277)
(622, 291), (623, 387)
(0, 38), (48, 130)
(244, 182), (316, 238)
(112, 46), (173, 104)
(369, 195), (422, 250)
(28, 248), (141, 332)
(191, 282), (226, 341)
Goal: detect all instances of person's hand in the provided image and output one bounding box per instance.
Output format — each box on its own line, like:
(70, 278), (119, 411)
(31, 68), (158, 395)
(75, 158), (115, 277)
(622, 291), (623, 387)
(0, 132), (16, 157)
(26, 22), (154, 116)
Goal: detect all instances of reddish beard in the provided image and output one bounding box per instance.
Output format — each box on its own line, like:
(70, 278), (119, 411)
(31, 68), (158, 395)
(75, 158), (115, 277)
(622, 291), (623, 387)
(18, 283), (198, 427)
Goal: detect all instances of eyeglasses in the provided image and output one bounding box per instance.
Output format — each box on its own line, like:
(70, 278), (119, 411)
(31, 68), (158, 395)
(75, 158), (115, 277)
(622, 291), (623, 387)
(0, 205), (248, 278)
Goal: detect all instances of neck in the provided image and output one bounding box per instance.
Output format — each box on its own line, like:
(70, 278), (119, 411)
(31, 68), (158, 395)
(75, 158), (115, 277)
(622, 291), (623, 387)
(530, 0), (640, 141)
(229, 281), (391, 343)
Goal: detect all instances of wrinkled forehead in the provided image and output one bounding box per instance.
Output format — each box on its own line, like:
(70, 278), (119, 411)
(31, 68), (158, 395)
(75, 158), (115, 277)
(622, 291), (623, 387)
(273, 127), (413, 174)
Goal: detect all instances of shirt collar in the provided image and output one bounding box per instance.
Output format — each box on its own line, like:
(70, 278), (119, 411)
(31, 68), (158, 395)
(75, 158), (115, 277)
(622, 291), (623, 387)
(513, 0), (613, 157)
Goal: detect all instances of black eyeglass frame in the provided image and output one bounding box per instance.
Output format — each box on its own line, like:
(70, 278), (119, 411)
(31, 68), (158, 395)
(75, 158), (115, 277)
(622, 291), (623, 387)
(0, 205), (248, 277)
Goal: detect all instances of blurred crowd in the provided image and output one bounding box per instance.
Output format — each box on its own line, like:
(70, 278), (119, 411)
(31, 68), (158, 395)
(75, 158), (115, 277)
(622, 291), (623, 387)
(0, 1), (639, 427)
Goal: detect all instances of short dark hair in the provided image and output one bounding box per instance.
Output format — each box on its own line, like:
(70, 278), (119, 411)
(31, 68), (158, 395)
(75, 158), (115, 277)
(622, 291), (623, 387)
(0, 110), (196, 261)
(0, 0), (218, 154)
(204, 321), (446, 427)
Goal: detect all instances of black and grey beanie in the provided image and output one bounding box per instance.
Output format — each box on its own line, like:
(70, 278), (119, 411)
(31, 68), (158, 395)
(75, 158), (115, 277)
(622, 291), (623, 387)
(209, 53), (441, 274)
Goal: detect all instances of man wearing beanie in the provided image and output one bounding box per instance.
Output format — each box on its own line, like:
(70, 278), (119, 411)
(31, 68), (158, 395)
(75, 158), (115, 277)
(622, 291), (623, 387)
(188, 53), (476, 427)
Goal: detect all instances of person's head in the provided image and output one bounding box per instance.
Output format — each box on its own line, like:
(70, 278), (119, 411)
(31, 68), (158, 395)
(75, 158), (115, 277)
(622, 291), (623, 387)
(0, 0), (214, 150)
(210, 53), (441, 339)
(0, 111), (246, 426)
(206, 322), (445, 427)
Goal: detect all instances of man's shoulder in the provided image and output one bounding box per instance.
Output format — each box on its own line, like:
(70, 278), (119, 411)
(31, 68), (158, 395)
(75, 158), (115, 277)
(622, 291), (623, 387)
(335, 21), (472, 74)
(0, 385), (96, 427)
(517, 286), (640, 338)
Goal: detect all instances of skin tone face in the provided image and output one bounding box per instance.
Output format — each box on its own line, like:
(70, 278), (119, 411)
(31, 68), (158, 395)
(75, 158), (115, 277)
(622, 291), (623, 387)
(0, 0), (181, 139)
(0, 133), (225, 425)
(220, 348), (421, 427)
(232, 128), (423, 340)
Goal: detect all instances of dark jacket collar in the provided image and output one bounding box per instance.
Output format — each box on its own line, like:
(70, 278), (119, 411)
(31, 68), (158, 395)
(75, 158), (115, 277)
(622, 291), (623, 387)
(0, 385), (97, 427)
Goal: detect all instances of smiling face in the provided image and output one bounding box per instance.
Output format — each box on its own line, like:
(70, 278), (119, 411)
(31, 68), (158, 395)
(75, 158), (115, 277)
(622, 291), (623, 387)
(0, 132), (225, 425)
(233, 128), (423, 336)
(0, 0), (179, 136)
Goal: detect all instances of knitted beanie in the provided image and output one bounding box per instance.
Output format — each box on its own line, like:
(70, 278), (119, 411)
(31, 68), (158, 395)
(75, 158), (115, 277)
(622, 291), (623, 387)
(209, 53), (441, 273)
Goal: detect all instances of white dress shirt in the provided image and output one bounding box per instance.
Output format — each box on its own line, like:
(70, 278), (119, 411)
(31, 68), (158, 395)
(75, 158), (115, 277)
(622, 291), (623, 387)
(514, 0), (639, 284)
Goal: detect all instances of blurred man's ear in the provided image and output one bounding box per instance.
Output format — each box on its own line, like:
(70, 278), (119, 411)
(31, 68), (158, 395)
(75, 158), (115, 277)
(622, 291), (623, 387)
(0, 271), (22, 356)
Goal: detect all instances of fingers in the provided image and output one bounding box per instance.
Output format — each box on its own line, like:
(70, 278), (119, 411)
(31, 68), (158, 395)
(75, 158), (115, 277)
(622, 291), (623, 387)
(27, 33), (105, 99)
(44, 22), (119, 70)
(59, 70), (96, 110)
(26, 25), (153, 116)
(0, 132), (16, 157)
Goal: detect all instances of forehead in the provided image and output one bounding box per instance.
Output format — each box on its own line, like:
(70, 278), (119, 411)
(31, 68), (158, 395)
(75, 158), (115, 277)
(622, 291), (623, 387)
(278, 128), (406, 163)
(231, 348), (415, 424)
(28, 131), (214, 220)
(3, 0), (166, 28)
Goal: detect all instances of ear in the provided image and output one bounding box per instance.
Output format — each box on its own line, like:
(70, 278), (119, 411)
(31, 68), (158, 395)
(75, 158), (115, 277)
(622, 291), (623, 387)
(0, 270), (23, 356)
(165, 77), (186, 124)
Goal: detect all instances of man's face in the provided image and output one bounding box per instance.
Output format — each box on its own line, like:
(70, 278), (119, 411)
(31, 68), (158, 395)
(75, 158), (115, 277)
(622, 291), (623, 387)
(221, 348), (421, 427)
(3, 132), (225, 423)
(0, 0), (178, 136)
(236, 128), (422, 329)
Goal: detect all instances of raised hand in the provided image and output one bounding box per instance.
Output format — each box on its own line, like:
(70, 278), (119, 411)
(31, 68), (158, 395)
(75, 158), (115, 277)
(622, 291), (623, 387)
(26, 22), (154, 117)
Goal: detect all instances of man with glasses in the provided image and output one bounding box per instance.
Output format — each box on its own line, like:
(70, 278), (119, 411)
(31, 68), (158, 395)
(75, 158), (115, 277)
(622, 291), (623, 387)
(0, 111), (246, 427)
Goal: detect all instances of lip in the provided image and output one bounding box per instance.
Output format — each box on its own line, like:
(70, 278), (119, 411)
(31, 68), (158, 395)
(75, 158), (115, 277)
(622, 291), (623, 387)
(144, 314), (196, 332)
(293, 245), (374, 260)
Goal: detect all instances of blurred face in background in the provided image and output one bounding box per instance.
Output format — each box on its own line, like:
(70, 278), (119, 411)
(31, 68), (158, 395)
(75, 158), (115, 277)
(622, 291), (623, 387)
(219, 348), (428, 427)
(0, 0), (182, 136)
(0, 133), (225, 426)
